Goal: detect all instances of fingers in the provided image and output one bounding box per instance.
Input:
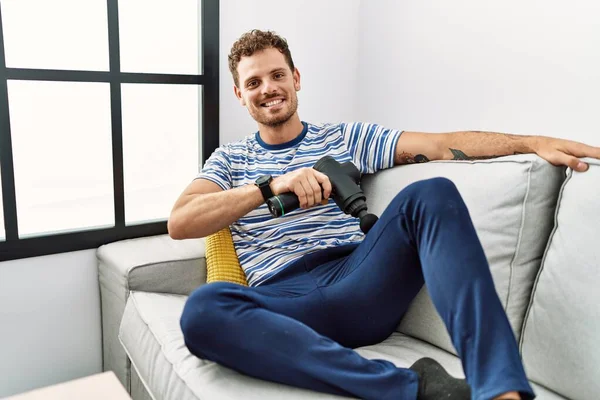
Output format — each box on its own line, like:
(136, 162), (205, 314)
(293, 180), (310, 209)
(314, 171), (332, 200)
(276, 168), (333, 209)
(298, 178), (317, 208)
(572, 159), (589, 172)
(553, 152), (588, 172)
(568, 142), (600, 159)
(293, 168), (329, 208)
(307, 175), (322, 205)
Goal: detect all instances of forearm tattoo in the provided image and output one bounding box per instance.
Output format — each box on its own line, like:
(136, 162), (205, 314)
(397, 151), (430, 164)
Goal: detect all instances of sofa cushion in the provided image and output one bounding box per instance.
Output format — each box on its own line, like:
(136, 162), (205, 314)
(361, 154), (565, 355)
(520, 159), (600, 400)
(119, 291), (347, 400)
(120, 291), (564, 400)
(97, 234), (206, 390)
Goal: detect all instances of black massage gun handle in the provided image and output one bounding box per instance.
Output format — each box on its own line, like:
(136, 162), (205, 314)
(266, 193), (300, 217)
(266, 156), (363, 217)
(266, 185), (361, 218)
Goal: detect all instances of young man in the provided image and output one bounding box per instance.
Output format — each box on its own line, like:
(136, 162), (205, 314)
(169, 30), (600, 400)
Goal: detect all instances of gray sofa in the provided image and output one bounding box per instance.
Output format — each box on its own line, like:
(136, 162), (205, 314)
(98, 154), (600, 400)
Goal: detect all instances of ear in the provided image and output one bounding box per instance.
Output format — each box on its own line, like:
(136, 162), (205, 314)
(233, 85), (246, 106)
(293, 68), (301, 91)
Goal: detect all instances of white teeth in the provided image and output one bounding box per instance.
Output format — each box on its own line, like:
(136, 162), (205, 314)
(263, 99), (283, 107)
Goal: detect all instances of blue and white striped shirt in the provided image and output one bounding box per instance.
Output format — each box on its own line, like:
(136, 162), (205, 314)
(197, 121), (402, 286)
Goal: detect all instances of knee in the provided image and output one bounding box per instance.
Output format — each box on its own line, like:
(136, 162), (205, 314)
(396, 177), (466, 214)
(409, 177), (459, 196)
(180, 282), (238, 345)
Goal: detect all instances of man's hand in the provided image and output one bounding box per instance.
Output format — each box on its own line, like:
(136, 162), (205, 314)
(531, 136), (600, 172)
(271, 168), (332, 209)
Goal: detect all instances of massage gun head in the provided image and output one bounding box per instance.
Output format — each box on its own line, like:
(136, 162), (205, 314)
(359, 212), (379, 234)
(314, 156), (378, 233)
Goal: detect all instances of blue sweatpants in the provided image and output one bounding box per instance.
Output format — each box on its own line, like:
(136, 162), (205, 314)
(180, 178), (535, 400)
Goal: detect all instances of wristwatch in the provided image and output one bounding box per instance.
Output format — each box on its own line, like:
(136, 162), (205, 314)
(255, 175), (274, 202)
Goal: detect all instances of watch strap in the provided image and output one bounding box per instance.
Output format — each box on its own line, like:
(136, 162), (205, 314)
(255, 176), (274, 202)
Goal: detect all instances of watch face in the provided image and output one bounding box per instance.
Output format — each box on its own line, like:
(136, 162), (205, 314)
(257, 175), (272, 185)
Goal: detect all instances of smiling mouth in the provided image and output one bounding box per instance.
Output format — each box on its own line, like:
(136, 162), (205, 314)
(261, 99), (284, 107)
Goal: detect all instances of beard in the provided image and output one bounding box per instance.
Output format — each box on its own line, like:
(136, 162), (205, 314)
(249, 93), (299, 127)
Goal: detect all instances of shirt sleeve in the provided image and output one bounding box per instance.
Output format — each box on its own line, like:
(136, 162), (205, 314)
(195, 146), (232, 190)
(339, 122), (403, 174)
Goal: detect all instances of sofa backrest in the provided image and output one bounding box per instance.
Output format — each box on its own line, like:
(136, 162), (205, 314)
(520, 158), (600, 400)
(361, 154), (565, 356)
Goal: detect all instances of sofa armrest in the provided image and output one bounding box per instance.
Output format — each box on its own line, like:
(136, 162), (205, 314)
(97, 233), (206, 390)
(98, 234), (206, 297)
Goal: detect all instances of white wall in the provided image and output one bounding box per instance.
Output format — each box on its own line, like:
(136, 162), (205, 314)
(3, 0), (598, 397)
(0, 250), (102, 397)
(357, 0), (600, 146)
(219, 0), (361, 144)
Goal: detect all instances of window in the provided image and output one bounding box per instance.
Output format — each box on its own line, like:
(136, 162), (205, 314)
(0, 0), (219, 260)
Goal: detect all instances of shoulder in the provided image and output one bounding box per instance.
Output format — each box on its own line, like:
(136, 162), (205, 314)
(305, 121), (345, 137)
(338, 121), (381, 132)
(303, 121), (389, 144)
(215, 134), (257, 156)
(224, 133), (255, 148)
(338, 122), (397, 139)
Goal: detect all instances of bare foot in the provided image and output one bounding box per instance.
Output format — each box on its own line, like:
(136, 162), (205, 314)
(494, 391), (521, 400)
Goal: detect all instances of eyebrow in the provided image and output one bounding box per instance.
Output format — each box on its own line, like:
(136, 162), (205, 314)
(244, 68), (287, 86)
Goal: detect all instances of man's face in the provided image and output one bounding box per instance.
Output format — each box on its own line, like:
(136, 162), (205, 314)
(234, 48), (301, 127)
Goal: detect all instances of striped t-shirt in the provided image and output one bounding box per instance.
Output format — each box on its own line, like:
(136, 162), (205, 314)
(197, 121), (402, 286)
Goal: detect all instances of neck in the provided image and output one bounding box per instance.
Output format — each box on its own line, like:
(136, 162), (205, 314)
(257, 114), (304, 145)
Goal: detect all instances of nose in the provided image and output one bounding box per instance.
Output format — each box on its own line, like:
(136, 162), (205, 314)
(261, 78), (278, 95)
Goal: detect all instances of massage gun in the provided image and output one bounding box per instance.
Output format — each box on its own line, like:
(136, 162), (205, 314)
(266, 156), (379, 234)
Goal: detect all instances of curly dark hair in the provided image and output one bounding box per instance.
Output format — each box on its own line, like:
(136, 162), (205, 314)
(228, 29), (295, 87)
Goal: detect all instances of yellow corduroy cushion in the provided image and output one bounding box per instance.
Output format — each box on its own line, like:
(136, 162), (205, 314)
(205, 227), (248, 286)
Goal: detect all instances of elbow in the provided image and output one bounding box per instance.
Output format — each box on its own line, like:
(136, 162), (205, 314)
(167, 214), (185, 240)
(168, 212), (209, 240)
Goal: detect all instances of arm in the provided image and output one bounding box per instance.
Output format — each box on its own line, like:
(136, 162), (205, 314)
(168, 168), (333, 239)
(168, 179), (264, 239)
(394, 130), (600, 172)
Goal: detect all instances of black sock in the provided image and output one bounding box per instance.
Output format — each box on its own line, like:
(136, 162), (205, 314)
(409, 357), (471, 400)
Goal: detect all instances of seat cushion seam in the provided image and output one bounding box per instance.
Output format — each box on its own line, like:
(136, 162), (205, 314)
(123, 292), (199, 399)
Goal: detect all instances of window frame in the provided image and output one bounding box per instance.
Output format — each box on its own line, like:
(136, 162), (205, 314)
(0, 0), (219, 261)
